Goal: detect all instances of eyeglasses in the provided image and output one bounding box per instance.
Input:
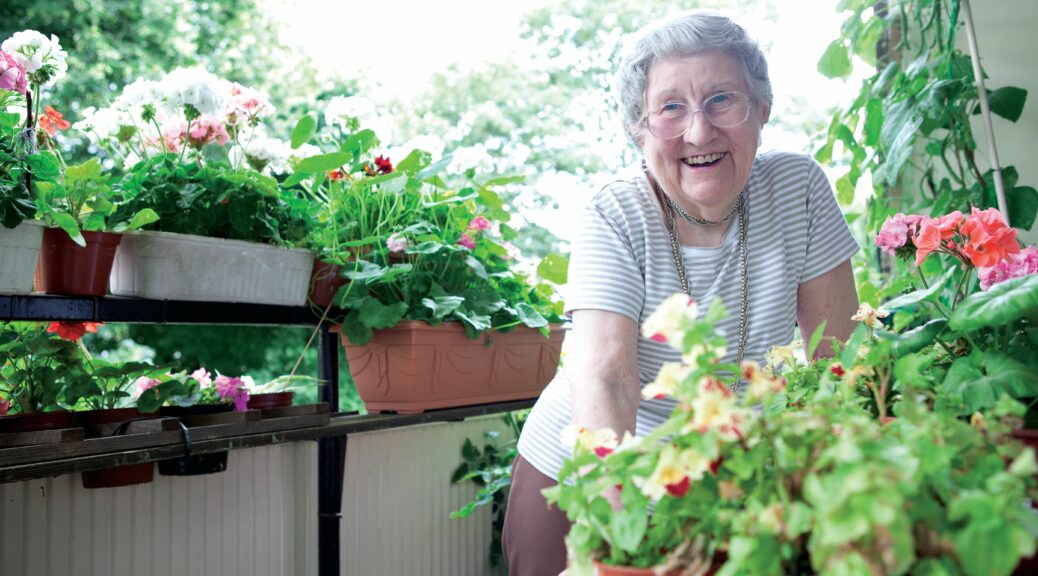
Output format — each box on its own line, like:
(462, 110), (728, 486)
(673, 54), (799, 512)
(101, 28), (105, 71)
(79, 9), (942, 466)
(642, 91), (754, 140)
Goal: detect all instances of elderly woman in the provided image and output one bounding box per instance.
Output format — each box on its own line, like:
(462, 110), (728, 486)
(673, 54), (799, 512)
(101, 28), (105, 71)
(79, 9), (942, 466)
(502, 11), (860, 576)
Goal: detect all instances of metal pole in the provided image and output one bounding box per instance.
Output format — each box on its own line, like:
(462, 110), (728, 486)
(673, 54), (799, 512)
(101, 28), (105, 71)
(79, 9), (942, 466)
(317, 324), (344, 576)
(960, 0), (1010, 221)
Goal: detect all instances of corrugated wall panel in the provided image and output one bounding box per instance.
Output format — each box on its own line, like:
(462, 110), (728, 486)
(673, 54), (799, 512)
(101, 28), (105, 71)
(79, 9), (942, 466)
(0, 442), (317, 576)
(341, 415), (511, 576)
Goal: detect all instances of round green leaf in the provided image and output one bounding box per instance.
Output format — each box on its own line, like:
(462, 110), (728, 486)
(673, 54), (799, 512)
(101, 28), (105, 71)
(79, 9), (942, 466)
(949, 274), (1038, 332)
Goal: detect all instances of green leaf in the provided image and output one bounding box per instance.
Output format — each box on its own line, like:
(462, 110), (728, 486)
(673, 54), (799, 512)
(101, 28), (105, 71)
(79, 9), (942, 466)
(981, 86), (1027, 123)
(481, 174), (525, 187)
(863, 98), (883, 148)
(51, 211), (84, 247)
(357, 298), (408, 330)
(27, 152), (61, 182)
(609, 505), (647, 554)
(290, 114), (317, 149)
(943, 350), (1038, 413)
(421, 294), (465, 319)
(64, 158), (102, 185)
(818, 40), (852, 79)
(115, 208), (160, 232)
(341, 129), (377, 160)
(835, 173), (854, 205)
(949, 274), (1038, 332)
(892, 318), (947, 358)
(417, 155), (452, 181)
(537, 253), (569, 284)
(294, 152), (351, 174)
(806, 321), (827, 359)
(1007, 185), (1038, 231)
(516, 303), (548, 328)
(883, 267), (956, 310)
(874, 99), (925, 186)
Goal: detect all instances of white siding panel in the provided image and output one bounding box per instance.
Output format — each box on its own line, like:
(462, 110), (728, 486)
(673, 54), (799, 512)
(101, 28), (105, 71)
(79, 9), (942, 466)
(341, 415), (511, 576)
(0, 442), (317, 576)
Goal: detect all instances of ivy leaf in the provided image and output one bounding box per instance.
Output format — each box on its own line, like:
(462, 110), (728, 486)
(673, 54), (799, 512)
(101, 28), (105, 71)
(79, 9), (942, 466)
(341, 129), (377, 160)
(874, 99), (925, 186)
(818, 40), (852, 79)
(949, 273), (1038, 332)
(290, 114), (316, 149)
(835, 173), (854, 205)
(863, 98), (883, 148)
(422, 293), (465, 319)
(357, 298), (407, 330)
(943, 350), (1038, 413)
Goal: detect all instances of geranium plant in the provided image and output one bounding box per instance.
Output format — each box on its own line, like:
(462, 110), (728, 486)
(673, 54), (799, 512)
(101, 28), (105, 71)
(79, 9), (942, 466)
(0, 322), (88, 415)
(871, 207), (1038, 419)
(78, 68), (312, 246)
(285, 98), (567, 343)
(134, 367), (251, 413)
(545, 294), (1038, 575)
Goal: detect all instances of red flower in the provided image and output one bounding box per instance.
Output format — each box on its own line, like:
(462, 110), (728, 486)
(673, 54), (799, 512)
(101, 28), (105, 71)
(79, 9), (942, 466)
(47, 321), (102, 342)
(37, 105), (71, 136)
(0, 396), (10, 416)
(374, 155), (393, 175)
(830, 363), (846, 377)
(709, 457), (724, 475)
(664, 476), (691, 497)
(457, 233), (476, 250)
(328, 169), (346, 181)
(594, 446), (613, 458)
(960, 207), (1020, 268)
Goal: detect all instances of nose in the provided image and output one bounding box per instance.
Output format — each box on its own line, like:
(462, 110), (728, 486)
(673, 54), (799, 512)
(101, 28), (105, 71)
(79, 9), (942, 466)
(683, 108), (716, 145)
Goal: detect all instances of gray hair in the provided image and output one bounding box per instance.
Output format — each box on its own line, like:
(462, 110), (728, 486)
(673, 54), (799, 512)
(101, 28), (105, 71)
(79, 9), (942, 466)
(614, 11), (773, 148)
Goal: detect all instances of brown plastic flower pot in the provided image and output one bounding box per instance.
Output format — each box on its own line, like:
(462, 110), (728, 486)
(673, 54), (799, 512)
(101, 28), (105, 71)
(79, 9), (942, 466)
(0, 410), (76, 433)
(76, 407), (157, 489)
(337, 321), (565, 414)
(35, 228), (121, 296)
(246, 391), (295, 410)
(308, 260), (346, 308)
(593, 554), (724, 576)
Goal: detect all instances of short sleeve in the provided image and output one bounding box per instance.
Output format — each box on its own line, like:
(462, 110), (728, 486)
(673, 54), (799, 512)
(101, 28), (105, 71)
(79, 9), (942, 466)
(564, 198), (646, 323)
(799, 161), (860, 283)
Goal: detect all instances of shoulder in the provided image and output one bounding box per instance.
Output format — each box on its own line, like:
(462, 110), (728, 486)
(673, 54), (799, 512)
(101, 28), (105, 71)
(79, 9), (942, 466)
(751, 150), (823, 182)
(582, 176), (659, 235)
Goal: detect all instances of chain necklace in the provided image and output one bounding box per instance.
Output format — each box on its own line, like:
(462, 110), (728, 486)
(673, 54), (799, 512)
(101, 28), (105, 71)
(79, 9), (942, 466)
(663, 192), (742, 226)
(648, 174), (750, 371)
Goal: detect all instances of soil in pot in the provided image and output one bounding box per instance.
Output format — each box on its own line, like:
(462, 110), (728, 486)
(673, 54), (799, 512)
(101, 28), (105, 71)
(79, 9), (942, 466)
(158, 404), (233, 476)
(76, 408), (157, 489)
(36, 228), (121, 296)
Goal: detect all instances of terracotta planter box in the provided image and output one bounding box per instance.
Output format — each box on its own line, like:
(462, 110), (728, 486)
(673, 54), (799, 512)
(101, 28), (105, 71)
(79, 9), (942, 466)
(76, 408), (156, 489)
(35, 228), (121, 296)
(337, 321), (565, 413)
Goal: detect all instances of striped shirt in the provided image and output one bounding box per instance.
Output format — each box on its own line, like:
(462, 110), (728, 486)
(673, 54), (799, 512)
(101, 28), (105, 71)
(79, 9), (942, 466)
(518, 151), (859, 480)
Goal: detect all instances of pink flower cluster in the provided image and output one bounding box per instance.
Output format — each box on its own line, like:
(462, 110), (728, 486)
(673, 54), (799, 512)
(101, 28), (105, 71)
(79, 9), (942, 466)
(0, 395), (10, 416)
(223, 82), (274, 126)
(978, 246), (1038, 290)
(876, 207), (1031, 291)
(214, 375), (250, 411)
(187, 114), (230, 148)
(0, 50), (26, 94)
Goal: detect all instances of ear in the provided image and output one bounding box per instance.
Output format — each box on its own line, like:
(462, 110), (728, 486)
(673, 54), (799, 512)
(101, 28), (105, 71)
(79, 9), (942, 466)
(758, 102), (771, 124)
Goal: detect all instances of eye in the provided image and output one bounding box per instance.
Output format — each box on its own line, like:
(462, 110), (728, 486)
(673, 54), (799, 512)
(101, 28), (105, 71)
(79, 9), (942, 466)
(655, 102), (687, 116)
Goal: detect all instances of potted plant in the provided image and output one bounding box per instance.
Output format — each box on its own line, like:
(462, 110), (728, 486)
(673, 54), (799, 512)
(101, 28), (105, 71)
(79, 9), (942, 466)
(287, 100), (569, 413)
(81, 68), (316, 305)
(0, 321), (93, 432)
(138, 366), (251, 476)
(0, 34), (50, 294)
(243, 374), (320, 410)
(545, 294), (1038, 575)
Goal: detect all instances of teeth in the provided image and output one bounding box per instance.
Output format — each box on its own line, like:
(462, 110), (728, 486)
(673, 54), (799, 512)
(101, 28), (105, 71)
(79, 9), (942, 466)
(683, 152), (725, 165)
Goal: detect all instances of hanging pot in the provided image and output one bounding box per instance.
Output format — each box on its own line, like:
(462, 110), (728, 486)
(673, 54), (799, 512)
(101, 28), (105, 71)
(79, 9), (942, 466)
(77, 407), (157, 489)
(36, 228), (121, 296)
(308, 260), (346, 308)
(157, 404), (233, 476)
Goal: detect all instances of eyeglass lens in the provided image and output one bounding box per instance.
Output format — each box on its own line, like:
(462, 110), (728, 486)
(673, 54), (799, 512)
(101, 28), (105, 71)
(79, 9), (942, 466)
(647, 92), (751, 139)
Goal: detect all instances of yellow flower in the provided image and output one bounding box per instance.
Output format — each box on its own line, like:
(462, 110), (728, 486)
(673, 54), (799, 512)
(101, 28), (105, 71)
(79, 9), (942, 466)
(642, 362), (691, 400)
(742, 361), (786, 400)
(688, 378), (749, 441)
(641, 293), (698, 348)
(561, 425), (619, 458)
(640, 444), (710, 500)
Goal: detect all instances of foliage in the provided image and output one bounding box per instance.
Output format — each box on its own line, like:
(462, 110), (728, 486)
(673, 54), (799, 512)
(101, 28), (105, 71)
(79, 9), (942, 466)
(545, 294), (1038, 575)
(0, 322), (86, 414)
(816, 0), (1035, 231)
(449, 410), (528, 568)
(287, 106), (568, 344)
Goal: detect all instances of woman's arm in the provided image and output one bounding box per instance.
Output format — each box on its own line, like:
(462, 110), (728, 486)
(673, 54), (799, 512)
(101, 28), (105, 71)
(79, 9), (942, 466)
(568, 309), (643, 439)
(796, 259), (859, 358)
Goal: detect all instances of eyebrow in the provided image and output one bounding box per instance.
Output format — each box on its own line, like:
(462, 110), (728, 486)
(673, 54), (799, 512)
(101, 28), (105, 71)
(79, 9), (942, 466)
(648, 82), (743, 106)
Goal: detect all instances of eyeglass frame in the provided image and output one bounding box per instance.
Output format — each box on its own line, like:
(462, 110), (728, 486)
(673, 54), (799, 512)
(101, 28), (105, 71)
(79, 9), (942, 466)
(640, 91), (756, 140)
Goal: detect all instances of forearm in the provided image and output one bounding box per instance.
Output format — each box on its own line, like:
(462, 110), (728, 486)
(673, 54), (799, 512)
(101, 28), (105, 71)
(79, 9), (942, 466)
(569, 375), (641, 438)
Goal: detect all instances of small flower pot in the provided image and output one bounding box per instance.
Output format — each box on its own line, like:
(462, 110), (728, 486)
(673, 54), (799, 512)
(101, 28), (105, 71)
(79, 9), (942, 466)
(337, 321), (565, 414)
(35, 227), (122, 296)
(0, 409), (76, 433)
(76, 407), (157, 489)
(157, 404), (234, 476)
(246, 391), (295, 410)
(593, 558), (723, 576)
(308, 260), (346, 308)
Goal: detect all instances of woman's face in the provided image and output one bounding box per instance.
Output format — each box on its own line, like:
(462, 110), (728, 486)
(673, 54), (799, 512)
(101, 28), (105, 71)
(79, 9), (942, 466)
(640, 51), (769, 216)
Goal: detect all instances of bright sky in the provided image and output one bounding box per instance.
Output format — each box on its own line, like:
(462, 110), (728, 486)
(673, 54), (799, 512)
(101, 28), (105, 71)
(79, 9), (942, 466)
(271, 0), (863, 241)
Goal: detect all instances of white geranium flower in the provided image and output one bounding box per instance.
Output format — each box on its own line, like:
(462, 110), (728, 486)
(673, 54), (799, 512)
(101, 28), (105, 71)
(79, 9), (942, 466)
(160, 67), (227, 117)
(74, 105), (135, 142)
(1, 30), (68, 86)
(113, 78), (165, 120)
(324, 95), (377, 128)
(235, 131), (292, 173)
(447, 144), (493, 173)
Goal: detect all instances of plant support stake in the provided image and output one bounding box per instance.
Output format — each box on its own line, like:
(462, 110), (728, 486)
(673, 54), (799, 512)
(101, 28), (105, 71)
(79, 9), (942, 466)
(960, 0), (1009, 221)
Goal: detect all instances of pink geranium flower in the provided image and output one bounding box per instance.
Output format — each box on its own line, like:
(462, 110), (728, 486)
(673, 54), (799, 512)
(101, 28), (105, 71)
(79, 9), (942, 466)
(457, 233), (476, 250)
(978, 245), (1038, 290)
(187, 114), (230, 148)
(214, 375), (250, 411)
(191, 368), (212, 388)
(386, 233), (408, 253)
(0, 395), (10, 416)
(133, 377), (161, 398)
(467, 216), (491, 232)
(876, 213), (924, 256)
(959, 207), (1020, 268)
(223, 82), (274, 126)
(0, 51), (26, 94)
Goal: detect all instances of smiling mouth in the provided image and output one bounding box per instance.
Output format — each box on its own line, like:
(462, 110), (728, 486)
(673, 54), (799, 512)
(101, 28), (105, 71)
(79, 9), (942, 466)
(682, 152), (726, 167)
